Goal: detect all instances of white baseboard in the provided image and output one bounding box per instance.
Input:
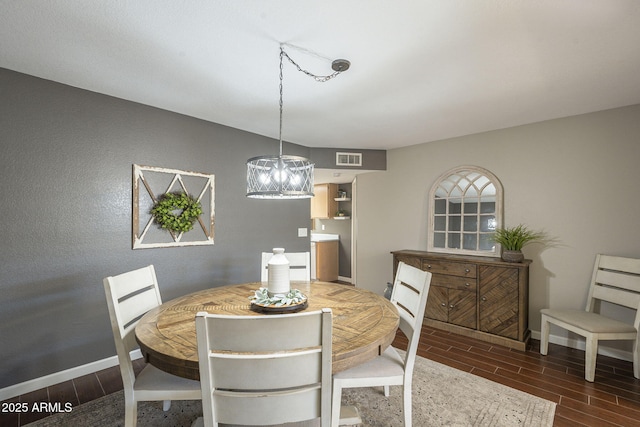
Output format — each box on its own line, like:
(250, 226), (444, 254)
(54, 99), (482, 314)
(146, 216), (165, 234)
(0, 350), (141, 402)
(530, 330), (633, 362)
(338, 276), (352, 284)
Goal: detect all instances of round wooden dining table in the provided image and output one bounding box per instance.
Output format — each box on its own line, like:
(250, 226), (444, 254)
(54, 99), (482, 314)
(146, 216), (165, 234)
(135, 281), (399, 380)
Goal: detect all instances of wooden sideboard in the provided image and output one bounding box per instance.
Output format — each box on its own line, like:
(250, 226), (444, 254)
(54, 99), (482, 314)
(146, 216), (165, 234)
(392, 250), (531, 350)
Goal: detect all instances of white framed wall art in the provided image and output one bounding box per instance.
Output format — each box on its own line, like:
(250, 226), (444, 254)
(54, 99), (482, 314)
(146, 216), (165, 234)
(132, 164), (215, 249)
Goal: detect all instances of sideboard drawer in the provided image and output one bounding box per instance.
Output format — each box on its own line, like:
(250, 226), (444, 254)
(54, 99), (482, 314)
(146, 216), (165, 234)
(432, 273), (477, 291)
(422, 259), (477, 278)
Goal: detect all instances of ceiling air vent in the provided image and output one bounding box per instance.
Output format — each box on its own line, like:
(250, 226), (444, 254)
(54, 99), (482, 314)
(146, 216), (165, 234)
(336, 152), (362, 167)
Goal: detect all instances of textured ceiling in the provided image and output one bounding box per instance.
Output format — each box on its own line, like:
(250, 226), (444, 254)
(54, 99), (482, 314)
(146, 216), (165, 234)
(2, 1), (640, 150)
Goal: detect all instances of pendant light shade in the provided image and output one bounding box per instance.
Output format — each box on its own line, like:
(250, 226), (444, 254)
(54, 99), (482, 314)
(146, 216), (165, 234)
(246, 154), (314, 199)
(246, 45), (349, 199)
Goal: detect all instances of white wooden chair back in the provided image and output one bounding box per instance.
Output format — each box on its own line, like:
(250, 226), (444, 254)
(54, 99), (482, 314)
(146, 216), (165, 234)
(196, 308), (332, 427)
(103, 265), (162, 388)
(261, 251), (311, 282)
(586, 254), (640, 321)
(390, 261), (433, 373)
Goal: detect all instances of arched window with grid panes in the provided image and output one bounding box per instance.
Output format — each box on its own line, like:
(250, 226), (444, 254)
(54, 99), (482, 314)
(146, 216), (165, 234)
(428, 166), (503, 256)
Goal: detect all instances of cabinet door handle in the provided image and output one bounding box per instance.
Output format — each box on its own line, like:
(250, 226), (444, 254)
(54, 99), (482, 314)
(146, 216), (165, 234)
(426, 264), (432, 269)
(465, 268), (470, 273)
(449, 304), (455, 308)
(481, 297), (487, 301)
(441, 302), (446, 306)
(465, 283), (470, 287)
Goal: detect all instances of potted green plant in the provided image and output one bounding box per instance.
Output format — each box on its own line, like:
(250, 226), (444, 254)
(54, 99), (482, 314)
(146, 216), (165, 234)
(491, 224), (545, 262)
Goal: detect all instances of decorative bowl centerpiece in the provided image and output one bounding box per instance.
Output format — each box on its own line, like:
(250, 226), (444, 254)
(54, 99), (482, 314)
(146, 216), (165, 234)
(249, 287), (308, 314)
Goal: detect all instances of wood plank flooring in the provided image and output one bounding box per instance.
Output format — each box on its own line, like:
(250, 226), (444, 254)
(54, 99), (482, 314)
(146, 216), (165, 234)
(0, 359), (144, 426)
(2, 326), (639, 426)
(393, 326), (640, 427)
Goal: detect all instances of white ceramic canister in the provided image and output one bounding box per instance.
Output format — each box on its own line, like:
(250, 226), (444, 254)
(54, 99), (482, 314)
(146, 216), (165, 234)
(267, 248), (290, 295)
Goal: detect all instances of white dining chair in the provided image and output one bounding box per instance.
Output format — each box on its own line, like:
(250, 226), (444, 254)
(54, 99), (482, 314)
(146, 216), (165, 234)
(194, 308), (333, 427)
(103, 265), (201, 427)
(331, 261), (432, 427)
(540, 254), (640, 382)
(261, 251), (311, 282)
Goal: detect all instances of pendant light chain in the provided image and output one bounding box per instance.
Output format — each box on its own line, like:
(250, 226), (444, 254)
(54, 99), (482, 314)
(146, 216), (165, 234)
(281, 47), (345, 83)
(278, 47), (285, 157)
(278, 45), (348, 155)
(246, 45), (350, 199)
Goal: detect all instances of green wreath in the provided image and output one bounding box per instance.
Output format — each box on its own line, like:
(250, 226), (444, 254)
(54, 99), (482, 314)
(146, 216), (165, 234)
(151, 192), (203, 233)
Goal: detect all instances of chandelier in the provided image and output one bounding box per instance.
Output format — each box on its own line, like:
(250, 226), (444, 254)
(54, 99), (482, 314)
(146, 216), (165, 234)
(246, 45), (350, 199)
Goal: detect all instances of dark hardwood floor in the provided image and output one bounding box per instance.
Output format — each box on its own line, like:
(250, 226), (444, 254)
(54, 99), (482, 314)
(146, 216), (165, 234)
(0, 358), (145, 426)
(2, 326), (639, 426)
(393, 326), (640, 427)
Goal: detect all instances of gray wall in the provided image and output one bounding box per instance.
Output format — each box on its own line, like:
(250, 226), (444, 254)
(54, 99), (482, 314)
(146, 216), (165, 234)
(0, 69), (312, 388)
(355, 104), (640, 357)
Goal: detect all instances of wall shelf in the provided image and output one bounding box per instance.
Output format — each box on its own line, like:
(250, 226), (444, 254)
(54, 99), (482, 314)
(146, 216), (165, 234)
(334, 194), (351, 219)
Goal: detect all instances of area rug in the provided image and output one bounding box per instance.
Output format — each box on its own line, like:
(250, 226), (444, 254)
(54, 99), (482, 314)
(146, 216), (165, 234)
(26, 352), (555, 427)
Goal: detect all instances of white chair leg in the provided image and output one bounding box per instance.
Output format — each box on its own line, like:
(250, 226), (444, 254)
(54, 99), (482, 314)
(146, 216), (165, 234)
(383, 385), (390, 397)
(585, 335), (598, 382)
(331, 380), (343, 427)
(633, 338), (639, 379)
(403, 380), (412, 427)
(124, 397), (137, 427)
(540, 316), (550, 355)
(162, 400), (171, 411)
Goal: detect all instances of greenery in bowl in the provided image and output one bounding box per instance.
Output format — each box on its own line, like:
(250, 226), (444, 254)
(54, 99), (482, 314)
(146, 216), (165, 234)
(491, 224), (545, 251)
(250, 288), (307, 306)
